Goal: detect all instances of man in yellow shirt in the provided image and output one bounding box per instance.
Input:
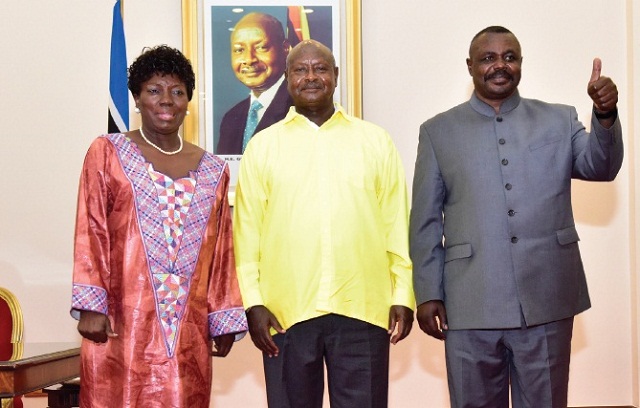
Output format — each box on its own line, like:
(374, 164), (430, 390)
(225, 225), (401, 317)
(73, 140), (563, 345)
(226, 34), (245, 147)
(233, 39), (414, 408)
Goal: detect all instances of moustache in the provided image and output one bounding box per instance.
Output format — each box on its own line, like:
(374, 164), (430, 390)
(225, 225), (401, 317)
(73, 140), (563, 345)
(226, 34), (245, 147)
(486, 70), (513, 81)
(302, 82), (323, 90)
(239, 65), (265, 74)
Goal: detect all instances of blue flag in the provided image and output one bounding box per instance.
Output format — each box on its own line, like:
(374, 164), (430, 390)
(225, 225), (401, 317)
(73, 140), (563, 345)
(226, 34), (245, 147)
(108, 0), (128, 133)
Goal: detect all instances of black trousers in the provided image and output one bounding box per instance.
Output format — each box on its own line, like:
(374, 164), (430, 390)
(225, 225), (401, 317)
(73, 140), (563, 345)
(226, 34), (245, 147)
(263, 314), (390, 408)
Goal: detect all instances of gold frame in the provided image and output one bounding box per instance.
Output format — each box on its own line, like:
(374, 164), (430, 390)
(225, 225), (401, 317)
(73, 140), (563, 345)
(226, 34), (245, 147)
(0, 287), (24, 359)
(180, 0), (362, 146)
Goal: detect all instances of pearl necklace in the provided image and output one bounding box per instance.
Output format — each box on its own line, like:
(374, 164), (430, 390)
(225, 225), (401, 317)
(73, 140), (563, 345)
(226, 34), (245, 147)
(139, 128), (183, 155)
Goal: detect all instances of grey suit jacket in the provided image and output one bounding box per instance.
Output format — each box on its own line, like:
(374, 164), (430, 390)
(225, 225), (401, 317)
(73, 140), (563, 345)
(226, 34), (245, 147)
(410, 91), (623, 329)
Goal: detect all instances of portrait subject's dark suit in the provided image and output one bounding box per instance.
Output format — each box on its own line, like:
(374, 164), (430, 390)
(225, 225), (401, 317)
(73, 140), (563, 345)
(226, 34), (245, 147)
(216, 80), (293, 155)
(410, 91), (623, 330)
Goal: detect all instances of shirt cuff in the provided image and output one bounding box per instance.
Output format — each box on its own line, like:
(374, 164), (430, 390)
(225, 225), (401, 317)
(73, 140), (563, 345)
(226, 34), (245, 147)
(392, 286), (416, 310)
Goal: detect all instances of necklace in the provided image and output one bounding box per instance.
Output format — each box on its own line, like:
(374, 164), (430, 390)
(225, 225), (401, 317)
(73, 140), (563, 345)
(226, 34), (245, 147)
(139, 127), (183, 155)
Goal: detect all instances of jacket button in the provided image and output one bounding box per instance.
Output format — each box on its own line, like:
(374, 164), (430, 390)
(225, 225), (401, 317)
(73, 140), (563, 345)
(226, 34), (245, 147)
(496, 116), (503, 122)
(505, 183), (512, 190)
(511, 236), (518, 243)
(499, 138), (506, 145)
(501, 158), (509, 165)
(508, 210), (515, 216)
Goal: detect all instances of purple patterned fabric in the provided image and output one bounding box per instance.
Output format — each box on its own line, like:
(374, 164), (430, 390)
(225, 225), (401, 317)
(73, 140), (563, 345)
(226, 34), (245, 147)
(72, 284), (108, 315)
(209, 307), (248, 337)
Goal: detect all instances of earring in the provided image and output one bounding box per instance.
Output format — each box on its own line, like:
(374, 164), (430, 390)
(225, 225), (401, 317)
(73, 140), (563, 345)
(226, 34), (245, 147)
(186, 110), (190, 116)
(134, 107), (140, 113)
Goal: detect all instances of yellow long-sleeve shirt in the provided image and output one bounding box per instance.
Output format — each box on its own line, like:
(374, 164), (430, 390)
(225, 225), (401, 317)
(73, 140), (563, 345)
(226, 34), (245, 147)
(233, 105), (414, 331)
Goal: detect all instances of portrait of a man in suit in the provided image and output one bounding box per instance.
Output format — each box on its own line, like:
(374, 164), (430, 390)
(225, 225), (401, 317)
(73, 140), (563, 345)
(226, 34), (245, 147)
(216, 12), (293, 155)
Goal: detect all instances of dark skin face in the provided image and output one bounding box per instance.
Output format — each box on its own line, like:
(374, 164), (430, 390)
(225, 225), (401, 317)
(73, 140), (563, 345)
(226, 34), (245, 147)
(285, 41), (338, 126)
(230, 14), (289, 97)
(134, 73), (189, 141)
(466, 32), (523, 112)
(129, 73), (203, 180)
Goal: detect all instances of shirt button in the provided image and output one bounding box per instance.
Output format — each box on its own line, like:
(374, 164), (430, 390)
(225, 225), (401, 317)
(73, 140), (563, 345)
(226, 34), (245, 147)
(508, 210), (515, 216)
(501, 159), (509, 165)
(496, 116), (503, 122)
(505, 183), (512, 190)
(498, 138), (506, 145)
(511, 237), (519, 243)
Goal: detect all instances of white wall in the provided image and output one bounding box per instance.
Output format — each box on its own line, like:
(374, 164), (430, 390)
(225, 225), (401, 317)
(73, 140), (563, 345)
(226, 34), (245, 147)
(1, 1), (637, 407)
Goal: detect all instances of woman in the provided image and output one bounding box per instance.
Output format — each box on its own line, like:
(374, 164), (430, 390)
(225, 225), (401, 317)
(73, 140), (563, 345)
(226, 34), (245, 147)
(70, 45), (247, 407)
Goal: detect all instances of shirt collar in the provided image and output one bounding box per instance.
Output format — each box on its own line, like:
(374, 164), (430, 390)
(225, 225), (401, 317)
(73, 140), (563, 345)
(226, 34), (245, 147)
(470, 90), (521, 117)
(250, 75), (285, 107)
(283, 102), (354, 128)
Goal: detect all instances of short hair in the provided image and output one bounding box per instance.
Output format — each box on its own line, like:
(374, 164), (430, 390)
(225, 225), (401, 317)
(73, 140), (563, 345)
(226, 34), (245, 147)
(128, 45), (196, 101)
(469, 26), (518, 55)
(235, 12), (286, 44)
(286, 39), (336, 70)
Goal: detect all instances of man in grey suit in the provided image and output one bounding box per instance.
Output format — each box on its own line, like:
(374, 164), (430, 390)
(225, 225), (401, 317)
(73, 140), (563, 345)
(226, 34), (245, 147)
(410, 26), (623, 407)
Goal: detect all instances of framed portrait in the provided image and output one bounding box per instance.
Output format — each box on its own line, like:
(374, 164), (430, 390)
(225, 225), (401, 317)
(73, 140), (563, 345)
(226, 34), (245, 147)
(181, 0), (362, 198)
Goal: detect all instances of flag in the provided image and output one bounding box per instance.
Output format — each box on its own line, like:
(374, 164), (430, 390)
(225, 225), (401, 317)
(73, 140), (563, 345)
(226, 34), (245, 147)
(286, 6), (310, 47)
(108, 0), (129, 133)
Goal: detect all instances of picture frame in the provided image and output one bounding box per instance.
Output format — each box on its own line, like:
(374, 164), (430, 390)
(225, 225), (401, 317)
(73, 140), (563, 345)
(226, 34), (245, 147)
(181, 0), (362, 197)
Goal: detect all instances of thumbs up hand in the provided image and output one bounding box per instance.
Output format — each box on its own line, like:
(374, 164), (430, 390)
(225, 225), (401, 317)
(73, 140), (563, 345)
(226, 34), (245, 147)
(587, 58), (618, 114)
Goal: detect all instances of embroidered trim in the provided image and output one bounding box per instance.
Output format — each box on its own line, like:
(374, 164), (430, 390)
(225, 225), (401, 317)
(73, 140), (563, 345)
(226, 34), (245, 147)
(209, 307), (248, 338)
(71, 284), (108, 315)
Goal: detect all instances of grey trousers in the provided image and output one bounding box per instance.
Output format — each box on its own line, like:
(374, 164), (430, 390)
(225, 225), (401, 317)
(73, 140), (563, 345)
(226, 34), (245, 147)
(444, 317), (574, 408)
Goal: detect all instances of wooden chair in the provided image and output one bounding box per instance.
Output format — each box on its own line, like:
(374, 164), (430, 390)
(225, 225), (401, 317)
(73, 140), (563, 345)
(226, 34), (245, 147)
(0, 287), (24, 408)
